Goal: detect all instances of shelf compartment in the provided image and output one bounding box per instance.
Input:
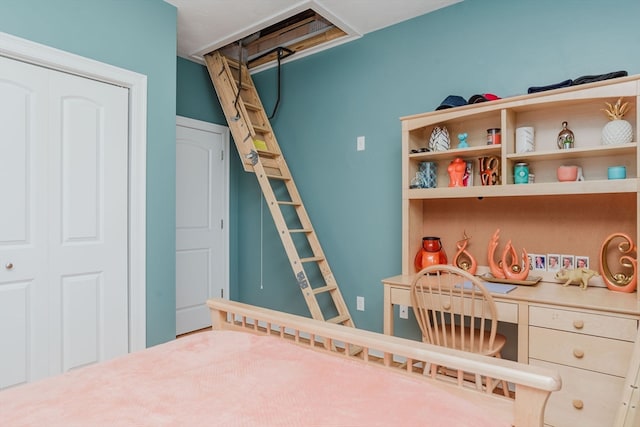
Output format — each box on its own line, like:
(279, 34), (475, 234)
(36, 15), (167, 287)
(506, 142), (637, 162)
(407, 178), (639, 199)
(409, 144), (501, 161)
(405, 110), (501, 152)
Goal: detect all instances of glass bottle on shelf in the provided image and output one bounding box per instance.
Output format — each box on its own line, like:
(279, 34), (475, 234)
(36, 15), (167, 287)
(557, 121), (575, 149)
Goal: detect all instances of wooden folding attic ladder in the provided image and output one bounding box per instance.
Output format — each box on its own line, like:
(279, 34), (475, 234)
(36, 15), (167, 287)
(204, 50), (355, 328)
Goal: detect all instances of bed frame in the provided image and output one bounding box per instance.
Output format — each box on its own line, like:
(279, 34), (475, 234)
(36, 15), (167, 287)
(208, 298), (561, 427)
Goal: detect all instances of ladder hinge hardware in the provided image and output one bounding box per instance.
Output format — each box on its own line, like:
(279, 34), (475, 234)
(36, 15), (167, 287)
(296, 271), (309, 289)
(245, 150), (259, 165)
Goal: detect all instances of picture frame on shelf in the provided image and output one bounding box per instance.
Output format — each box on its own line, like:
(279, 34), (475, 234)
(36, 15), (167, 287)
(531, 254), (546, 271)
(576, 256), (590, 269)
(561, 255), (575, 270)
(547, 254), (561, 271)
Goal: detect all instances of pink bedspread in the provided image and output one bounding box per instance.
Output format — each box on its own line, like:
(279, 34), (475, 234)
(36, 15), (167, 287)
(0, 331), (507, 426)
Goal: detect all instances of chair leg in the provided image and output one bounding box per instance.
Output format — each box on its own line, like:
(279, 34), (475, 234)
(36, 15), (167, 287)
(495, 353), (511, 397)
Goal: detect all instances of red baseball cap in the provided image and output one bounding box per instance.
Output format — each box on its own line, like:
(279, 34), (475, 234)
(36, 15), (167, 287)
(468, 93), (501, 103)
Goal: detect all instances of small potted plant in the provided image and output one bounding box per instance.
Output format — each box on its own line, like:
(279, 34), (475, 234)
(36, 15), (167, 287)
(601, 97), (633, 145)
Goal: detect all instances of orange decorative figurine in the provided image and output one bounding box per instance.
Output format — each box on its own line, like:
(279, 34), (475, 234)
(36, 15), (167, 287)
(447, 157), (466, 187)
(501, 240), (530, 281)
(487, 228), (530, 280)
(453, 231), (477, 275)
(599, 232), (637, 293)
(487, 229), (506, 278)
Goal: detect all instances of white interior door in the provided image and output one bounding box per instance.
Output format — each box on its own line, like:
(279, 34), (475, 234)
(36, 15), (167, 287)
(0, 54), (50, 388)
(176, 117), (228, 335)
(0, 56), (129, 389)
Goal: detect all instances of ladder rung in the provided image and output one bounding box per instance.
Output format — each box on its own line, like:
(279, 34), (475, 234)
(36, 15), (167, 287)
(257, 149), (278, 158)
(277, 201), (301, 206)
(224, 57), (240, 68)
(289, 228), (312, 234)
(312, 285), (337, 295)
(252, 123), (271, 133)
(232, 80), (252, 90)
(327, 314), (350, 325)
(244, 102), (261, 111)
(300, 256), (324, 263)
(265, 173), (291, 181)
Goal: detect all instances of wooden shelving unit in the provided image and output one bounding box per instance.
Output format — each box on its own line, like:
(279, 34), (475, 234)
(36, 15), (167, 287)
(396, 74), (640, 427)
(400, 75), (640, 290)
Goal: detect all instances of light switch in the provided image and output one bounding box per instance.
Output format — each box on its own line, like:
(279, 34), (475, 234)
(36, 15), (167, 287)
(357, 136), (365, 151)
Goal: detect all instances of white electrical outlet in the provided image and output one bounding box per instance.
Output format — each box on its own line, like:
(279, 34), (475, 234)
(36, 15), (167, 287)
(399, 305), (409, 319)
(356, 296), (365, 311)
(356, 136), (365, 151)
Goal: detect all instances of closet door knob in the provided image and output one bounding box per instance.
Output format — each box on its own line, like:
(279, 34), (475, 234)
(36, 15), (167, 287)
(5, 262), (13, 270)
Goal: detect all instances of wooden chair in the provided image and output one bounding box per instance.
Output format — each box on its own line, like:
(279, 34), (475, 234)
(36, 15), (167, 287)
(410, 264), (509, 396)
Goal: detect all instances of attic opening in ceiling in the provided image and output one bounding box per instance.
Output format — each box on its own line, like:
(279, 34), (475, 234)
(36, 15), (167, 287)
(216, 9), (346, 69)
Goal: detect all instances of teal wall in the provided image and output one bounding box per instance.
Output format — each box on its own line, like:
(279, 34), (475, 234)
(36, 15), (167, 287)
(0, 0), (178, 346)
(7, 0), (635, 347)
(177, 0), (640, 340)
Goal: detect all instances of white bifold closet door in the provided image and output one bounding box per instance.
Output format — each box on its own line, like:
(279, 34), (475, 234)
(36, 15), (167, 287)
(0, 55), (129, 389)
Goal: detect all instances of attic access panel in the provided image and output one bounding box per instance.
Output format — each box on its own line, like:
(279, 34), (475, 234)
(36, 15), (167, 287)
(217, 9), (346, 69)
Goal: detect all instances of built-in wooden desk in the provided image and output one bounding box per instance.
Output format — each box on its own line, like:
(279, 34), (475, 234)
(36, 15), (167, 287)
(382, 274), (640, 427)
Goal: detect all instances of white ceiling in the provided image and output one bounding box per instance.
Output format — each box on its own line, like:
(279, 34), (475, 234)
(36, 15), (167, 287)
(166, 0), (461, 66)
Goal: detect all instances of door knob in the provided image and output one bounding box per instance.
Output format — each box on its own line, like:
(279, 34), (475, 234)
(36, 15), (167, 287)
(5, 262), (14, 270)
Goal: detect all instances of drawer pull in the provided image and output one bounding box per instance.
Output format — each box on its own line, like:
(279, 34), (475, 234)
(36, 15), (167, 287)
(442, 302), (451, 310)
(573, 349), (585, 359)
(573, 320), (584, 329)
(572, 399), (584, 410)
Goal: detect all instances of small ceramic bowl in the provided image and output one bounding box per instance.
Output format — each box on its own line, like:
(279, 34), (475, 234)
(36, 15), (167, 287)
(608, 166), (626, 180)
(557, 165), (578, 182)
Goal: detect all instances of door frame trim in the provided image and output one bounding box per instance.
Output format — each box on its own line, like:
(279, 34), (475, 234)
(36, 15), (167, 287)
(176, 116), (230, 306)
(0, 31), (147, 351)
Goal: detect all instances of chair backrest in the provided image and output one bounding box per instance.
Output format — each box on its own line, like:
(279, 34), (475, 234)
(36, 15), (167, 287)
(410, 264), (499, 354)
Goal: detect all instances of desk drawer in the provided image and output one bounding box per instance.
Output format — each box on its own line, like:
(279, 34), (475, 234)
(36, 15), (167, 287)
(531, 359), (624, 427)
(390, 288), (412, 306)
(529, 326), (633, 376)
(399, 288), (518, 323)
(529, 306), (637, 341)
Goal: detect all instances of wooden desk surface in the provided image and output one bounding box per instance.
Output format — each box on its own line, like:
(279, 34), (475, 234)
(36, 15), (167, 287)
(382, 274), (640, 317)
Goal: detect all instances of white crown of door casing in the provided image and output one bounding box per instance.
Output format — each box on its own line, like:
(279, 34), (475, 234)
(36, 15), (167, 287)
(0, 31), (147, 351)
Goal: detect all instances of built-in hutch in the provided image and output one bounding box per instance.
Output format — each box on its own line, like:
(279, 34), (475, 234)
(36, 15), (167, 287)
(382, 75), (640, 426)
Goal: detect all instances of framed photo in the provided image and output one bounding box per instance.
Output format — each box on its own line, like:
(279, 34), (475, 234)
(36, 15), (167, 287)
(531, 254), (546, 271)
(547, 254), (561, 271)
(575, 256), (589, 269)
(561, 255), (575, 270)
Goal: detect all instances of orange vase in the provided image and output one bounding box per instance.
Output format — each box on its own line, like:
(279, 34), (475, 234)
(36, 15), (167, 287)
(414, 237), (448, 272)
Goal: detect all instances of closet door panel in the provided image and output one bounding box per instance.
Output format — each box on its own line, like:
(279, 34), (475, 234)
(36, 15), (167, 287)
(47, 70), (129, 372)
(0, 55), (130, 387)
(0, 56), (49, 388)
